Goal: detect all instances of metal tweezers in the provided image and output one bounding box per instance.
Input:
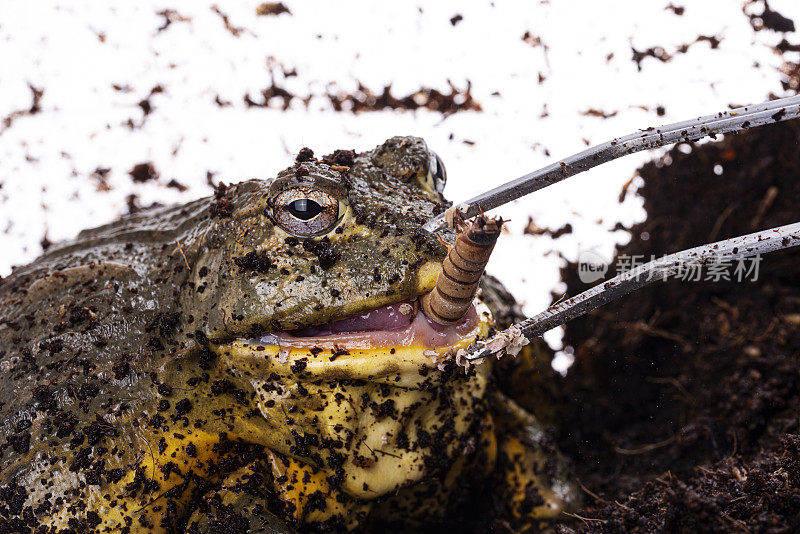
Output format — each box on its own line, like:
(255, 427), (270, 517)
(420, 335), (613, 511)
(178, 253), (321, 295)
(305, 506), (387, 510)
(419, 94), (800, 360)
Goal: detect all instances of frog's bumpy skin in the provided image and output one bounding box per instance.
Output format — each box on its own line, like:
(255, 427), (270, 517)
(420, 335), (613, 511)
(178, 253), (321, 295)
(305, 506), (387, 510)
(422, 216), (502, 324)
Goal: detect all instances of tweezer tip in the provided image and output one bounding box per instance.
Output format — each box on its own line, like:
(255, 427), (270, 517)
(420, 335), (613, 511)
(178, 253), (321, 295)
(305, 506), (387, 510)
(419, 219), (444, 234)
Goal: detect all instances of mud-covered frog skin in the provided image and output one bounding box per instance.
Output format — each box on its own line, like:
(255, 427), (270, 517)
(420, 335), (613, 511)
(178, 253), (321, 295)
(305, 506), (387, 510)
(0, 137), (577, 533)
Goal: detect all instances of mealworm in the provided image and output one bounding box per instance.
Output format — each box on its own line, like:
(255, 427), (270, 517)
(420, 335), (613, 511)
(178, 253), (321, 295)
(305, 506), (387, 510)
(421, 214), (503, 325)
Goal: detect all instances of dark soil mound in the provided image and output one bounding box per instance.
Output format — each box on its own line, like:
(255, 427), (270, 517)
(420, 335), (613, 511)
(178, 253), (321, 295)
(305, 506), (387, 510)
(555, 119), (800, 532)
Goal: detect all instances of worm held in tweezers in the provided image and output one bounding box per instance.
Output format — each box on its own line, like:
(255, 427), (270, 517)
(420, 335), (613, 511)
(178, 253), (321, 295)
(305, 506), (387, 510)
(421, 215), (503, 325)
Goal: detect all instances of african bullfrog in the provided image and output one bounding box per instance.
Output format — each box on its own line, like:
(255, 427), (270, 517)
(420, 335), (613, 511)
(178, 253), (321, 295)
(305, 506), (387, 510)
(0, 137), (577, 532)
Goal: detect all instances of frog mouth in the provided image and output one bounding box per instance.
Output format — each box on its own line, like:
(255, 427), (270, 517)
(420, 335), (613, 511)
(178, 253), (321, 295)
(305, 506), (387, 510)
(252, 299), (482, 350)
(218, 299), (492, 506)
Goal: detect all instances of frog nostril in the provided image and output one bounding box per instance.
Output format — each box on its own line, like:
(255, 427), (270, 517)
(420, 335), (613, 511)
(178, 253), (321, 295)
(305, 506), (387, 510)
(288, 199), (322, 220)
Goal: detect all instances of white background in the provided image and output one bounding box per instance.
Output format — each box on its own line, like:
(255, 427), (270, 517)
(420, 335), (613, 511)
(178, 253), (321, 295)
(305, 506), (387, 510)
(1, 0), (797, 365)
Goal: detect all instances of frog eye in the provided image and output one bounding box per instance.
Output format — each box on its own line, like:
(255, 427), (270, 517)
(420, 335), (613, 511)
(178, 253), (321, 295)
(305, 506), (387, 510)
(272, 187), (341, 237)
(428, 152), (447, 193)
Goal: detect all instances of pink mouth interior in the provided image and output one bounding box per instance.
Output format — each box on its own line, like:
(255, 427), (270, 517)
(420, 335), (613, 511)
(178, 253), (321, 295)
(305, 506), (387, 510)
(255, 301), (479, 350)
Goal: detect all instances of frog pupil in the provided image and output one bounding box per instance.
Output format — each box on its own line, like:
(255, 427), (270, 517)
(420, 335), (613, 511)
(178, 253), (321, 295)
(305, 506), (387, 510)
(288, 198), (322, 220)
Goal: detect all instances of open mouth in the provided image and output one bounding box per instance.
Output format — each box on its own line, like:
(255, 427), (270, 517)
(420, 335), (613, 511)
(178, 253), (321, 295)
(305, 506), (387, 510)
(254, 299), (482, 350)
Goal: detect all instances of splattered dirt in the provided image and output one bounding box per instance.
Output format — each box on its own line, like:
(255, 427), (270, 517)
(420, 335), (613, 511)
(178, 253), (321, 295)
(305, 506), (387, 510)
(524, 218), (573, 239)
(580, 108), (618, 119)
(244, 67), (481, 116)
(665, 4), (685, 16)
(128, 162), (159, 183)
(631, 35), (722, 71)
(0, 84), (43, 135)
(745, 0), (796, 33)
(89, 167), (112, 192)
(553, 118), (800, 532)
(210, 5), (248, 37)
(326, 80), (481, 116)
(256, 2), (291, 17)
(155, 9), (191, 33)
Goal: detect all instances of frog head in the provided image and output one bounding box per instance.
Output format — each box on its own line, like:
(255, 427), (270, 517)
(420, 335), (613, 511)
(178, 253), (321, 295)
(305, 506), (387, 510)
(190, 136), (451, 339)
